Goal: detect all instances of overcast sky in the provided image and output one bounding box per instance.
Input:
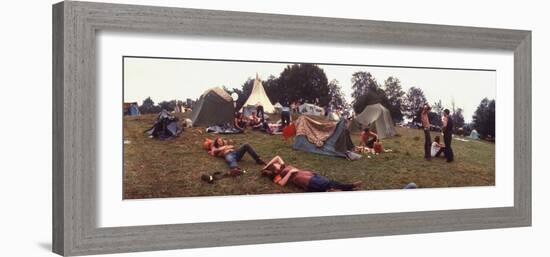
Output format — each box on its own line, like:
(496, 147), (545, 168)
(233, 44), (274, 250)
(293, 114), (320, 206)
(123, 57), (496, 122)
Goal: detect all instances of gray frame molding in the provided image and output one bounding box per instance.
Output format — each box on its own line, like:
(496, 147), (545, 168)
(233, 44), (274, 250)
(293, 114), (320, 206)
(52, 1), (531, 256)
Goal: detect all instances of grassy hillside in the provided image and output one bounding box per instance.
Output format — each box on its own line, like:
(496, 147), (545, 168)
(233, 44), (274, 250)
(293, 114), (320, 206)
(123, 113), (495, 199)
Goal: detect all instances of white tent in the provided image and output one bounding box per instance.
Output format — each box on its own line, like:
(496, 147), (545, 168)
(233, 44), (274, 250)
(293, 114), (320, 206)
(273, 102), (283, 110)
(469, 129), (480, 140)
(299, 103), (325, 116)
(355, 103), (397, 139)
(240, 74), (275, 113)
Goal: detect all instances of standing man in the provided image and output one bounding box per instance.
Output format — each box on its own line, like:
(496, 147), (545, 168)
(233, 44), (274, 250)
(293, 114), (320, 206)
(442, 109), (454, 162)
(281, 99), (291, 128)
(421, 104), (432, 161)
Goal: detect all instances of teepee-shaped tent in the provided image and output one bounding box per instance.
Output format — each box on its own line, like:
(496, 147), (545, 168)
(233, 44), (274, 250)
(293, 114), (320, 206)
(355, 103), (397, 139)
(241, 74), (275, 113)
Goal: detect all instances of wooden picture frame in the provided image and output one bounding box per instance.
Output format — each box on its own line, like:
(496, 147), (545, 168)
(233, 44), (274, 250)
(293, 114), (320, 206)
(52, 1), (531, 256)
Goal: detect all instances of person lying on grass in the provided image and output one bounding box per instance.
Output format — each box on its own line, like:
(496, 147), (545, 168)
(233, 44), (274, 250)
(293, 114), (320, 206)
(261, 156), (362, 192)
(207, 137), (266, 175)
(431, 135), (446, 158)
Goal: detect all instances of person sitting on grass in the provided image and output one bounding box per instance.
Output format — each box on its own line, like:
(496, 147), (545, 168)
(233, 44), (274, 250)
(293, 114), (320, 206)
(248, 111), (263, 129)
(207, 137), (266, 175)
(261, 156), (362, 192)
(234, 112), (247, 131)
(359, 127), (378, 152)
(431, 135), (446, 158)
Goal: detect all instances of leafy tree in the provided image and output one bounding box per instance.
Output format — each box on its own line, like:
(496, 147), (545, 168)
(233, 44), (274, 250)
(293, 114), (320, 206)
(403, 87), (427, 122)
(383, 77), (405, 122)
(327, 79), (347, 108)
(428, 112), (442, 127)
(352, 90), (387, 113)
(432, 99), (444, 116)
(139, 97), (161, 114)
(351, 71), (379, 100)
(351, 71), (383, 113)
(158, 100), (176, 112)
(274, 64), (330, 106)
(263, 75), (280, 104)
(452, 107), (465, 130)
(233, 78), (255, 110)
(472, 98), (496, 138)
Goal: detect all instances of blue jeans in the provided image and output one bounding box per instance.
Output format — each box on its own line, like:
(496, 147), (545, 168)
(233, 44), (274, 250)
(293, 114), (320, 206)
(224, 144), (261, 169)
(424, 129), (431, 159)
(281, 111), (291, 127)
(307, 175), (355, 192)
(443, 131), (454, 162)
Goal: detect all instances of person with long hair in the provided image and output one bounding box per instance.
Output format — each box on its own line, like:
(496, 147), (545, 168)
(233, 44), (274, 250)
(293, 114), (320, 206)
(261, 156), (362, 192)
(431, 135), (446, 158)
(207, 137), (266, 174)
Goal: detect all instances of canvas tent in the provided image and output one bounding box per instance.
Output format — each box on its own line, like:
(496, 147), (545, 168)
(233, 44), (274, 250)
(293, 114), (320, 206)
(144, 110), (182, 140)
(469, 129), (480, 140)
(123, 102), (141, 116)
(355, 103), (397, 139)
(273, 102), (283, 112)
(191, 87), (235, 127)
(299, 103), (325, 116)
(293, 116), (354, 158)
(240, 74), (275, 113)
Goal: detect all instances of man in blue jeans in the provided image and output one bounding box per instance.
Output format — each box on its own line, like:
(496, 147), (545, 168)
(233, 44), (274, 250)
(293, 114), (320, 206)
(442, 109), (454, 162)
(421, 104), (432, 161)
(208, 137), (266, 175)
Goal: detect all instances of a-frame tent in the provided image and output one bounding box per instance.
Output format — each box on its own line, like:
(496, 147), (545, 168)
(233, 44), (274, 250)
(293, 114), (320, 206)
(355, 103), (397, 139)
(191, 87), (235, 127)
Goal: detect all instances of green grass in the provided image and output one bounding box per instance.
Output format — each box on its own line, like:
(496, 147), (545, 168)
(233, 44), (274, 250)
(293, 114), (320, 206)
(123, 113), (495, 199)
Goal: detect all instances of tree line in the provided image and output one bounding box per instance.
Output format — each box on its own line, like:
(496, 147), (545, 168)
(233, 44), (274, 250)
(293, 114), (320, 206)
(224, 64), (495, 139)
(134, 63), (495, 139)
(137, 98), (188, 114)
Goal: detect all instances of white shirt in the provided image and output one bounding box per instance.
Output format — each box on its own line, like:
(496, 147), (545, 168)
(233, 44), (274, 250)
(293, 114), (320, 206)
(431, 142), (442, 157)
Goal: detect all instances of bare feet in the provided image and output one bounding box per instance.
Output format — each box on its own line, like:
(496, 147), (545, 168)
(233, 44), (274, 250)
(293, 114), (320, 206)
(352, 181), (363, 190)
(229, 168), (243, 176)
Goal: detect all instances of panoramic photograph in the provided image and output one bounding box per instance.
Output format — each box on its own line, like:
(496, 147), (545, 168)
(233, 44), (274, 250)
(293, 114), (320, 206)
(122, 56), (496, 199)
